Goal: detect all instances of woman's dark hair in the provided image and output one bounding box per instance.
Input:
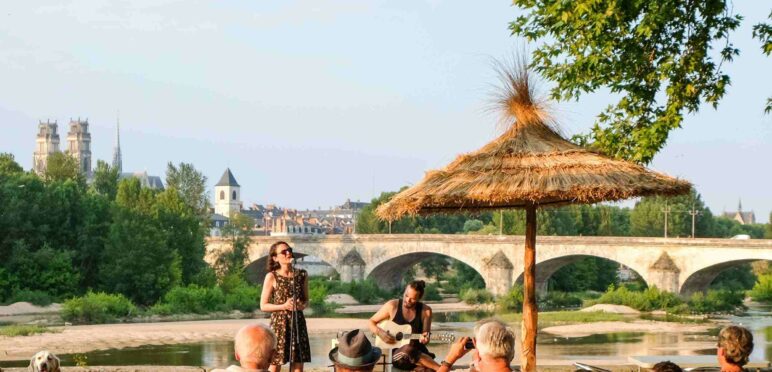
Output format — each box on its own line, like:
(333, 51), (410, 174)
(407, 280), (426, 298)
(266, 241), (290, 272)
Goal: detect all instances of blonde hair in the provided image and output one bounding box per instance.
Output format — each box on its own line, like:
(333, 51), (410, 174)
(718, 326), (753, 367)
(235, 324), (276, 368)
(474, 319), (515, 363)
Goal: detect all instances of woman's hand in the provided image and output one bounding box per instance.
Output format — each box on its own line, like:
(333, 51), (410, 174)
(283, 299), (296, 311)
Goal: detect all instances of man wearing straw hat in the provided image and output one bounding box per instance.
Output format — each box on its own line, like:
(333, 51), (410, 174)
(329, 329), (383, 372)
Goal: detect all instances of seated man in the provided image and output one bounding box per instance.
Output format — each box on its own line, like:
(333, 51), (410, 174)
(329, 329), (383, 372)
(717, 325), (754, 372)
(438, 318), (515, 372)
(368, 280), (440, 371)
(213, 323), (277, 372)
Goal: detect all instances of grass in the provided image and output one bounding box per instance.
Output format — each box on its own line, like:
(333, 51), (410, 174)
(0, 324), (59, 337)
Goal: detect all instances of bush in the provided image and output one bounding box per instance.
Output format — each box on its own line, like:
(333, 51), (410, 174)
(496, 285), (524, 311)
(153, 285), (226, 314)
(687, 290), (745, 313)
(0, 324), (57, 337)
(424, 284), (442, 302)
(9, 289), (54, 306)
(309, 278), (332, 313)
(538, 291), (582, 310)
(62, 292), (137, 324)
(590, 285), (683, 312)
(225, 284), (261, 312)
(323, 278), (393, 305)
(459, 288), (494, 304)
(749, 274), (772, 303)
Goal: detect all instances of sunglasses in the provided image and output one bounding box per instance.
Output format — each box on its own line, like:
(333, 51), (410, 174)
(273, 247), (293, 256)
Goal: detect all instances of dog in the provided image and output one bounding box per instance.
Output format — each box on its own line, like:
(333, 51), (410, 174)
(28, 350), (60, 372)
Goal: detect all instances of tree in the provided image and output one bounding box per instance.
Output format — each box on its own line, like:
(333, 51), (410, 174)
(419, 257), (450, 282)
(91, 160), (120, 200)
(510, 0), (767, 164)
(630, 191), (713, 237)
(44, 152), (83, 184)
(155, 188), (207, 284)
(165, 162), (210, 220)
(100, 205), (181, 305)
(766, 212), (772, 239)
(215, 213), (255, 278)
(0, 153), (23, 176)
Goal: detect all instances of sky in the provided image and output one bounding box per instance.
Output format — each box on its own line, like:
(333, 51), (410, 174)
(1, 1), (770, 223)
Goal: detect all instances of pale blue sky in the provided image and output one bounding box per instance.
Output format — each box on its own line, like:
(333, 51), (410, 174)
(1, 1), (770, 222)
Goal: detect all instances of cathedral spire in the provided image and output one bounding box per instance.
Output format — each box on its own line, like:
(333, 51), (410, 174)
(112, 111), (123, 173)
(738, 198), (742, 212)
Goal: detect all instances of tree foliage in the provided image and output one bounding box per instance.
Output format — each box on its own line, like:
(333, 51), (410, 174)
(0, 153), (24, 176)
(510, 0), (755, 163)
(165, 162), (210, 220)
(44, 152), (84, 184)
(91, 160), (119, 200)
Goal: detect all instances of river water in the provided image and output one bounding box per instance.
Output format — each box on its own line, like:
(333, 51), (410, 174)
(1, 306), (769, 368)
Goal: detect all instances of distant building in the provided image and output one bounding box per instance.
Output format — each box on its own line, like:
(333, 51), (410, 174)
(66, 119), (92, 176)
(33, 120), (61, 175)
(722, 200), (756, 225)
(214, 168), (241, 217)
(119, 171), (165, 190)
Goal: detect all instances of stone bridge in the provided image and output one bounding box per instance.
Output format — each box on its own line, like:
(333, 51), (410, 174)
(205, 235), (772, 296)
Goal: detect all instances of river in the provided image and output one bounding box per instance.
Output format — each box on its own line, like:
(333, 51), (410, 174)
(0, 306), (769, 369)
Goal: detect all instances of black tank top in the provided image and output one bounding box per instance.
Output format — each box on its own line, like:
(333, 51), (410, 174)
(393, 298), (423, 334)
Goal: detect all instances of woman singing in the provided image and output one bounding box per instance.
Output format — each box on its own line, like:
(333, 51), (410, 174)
(260, 241), (311, 372)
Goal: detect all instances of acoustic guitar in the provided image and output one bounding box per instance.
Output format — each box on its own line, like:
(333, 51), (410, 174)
(374, 320), (455, 349)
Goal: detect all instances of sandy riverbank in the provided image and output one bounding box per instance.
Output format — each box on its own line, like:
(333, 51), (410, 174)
(0, 318), (370, 361)
(541, 320), (714, 337)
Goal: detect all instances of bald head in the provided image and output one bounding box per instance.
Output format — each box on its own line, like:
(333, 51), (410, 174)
(234, 324), (276, 369)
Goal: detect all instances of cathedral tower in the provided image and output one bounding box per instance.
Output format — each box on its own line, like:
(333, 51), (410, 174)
(214, 168), (241, 217)
(66, 118), (92, 175)
(33, 120), (60, 175)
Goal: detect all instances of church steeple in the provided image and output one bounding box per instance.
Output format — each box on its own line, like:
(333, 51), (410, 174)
(112, 112), (122, 173)
(738, 198), (742, 212)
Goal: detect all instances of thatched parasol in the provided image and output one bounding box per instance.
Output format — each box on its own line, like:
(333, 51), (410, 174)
(376, 62), (691, 372)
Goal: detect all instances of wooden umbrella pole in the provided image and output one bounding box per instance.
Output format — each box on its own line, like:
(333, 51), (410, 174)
(522, 205), (537, 372)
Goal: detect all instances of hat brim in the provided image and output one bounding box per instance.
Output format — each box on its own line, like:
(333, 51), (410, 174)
(328, 346), (382, 369)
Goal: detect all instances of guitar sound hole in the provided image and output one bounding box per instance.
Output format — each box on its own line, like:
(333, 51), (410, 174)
(395, 333), (404, 341)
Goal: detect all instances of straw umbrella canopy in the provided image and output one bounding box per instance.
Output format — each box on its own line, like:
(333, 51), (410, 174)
(376, 64), (691, 372)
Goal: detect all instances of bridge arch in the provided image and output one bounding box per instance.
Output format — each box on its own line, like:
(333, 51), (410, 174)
(514, 254), (646, 292)
(365, 248), (513, 296)
(679, 259), (770, 296)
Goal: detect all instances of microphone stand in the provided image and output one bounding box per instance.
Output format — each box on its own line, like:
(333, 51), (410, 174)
(289, 258), (304, 367)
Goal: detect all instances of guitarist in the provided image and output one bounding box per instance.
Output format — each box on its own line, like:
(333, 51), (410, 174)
(368, 280), (441, 371)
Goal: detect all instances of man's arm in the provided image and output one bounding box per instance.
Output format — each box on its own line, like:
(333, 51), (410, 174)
(368, 300), (396, 343)
(420, 304), (433, 344)
(436, 336), (471, 372)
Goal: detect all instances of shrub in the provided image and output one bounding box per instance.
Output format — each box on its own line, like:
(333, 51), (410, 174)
(496, 285), (524, 311)
(459, 288), (494, 304)
(0, 324), (57, 337)
(590, 285), (683, 312)
(538, 291), (582, 310)
(424, 284), (443, 302)
(749, 274), (772, 303)
(9, 289), (54, 306)
(225, 284), (260, 312)
(687, 290), (745, 313)
(323, 278), (393, 305)
(309, 278), (331, 313)
(154, 285), (226, 314)
(62, 292), (137, 323)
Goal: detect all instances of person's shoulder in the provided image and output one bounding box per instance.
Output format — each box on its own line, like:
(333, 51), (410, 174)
(385, 298), (399, 308)
(423, 302), (433, 312)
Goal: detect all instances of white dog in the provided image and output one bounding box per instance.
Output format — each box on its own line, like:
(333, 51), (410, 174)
(28, 350), (60, 372)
